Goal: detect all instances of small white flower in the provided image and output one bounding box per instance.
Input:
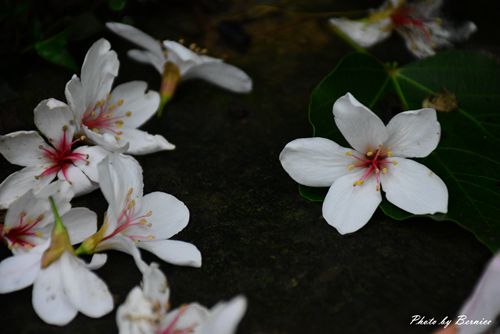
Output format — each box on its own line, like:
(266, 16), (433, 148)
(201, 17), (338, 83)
(65, 38), (175, 154)
(84, 153), (201, 271)
(0, 99), (108, 208)
(280, 93), (448, 234)
(105, 22), (252, 108)
(32, 250), (113, 326)
(330, 0), (477, 58)
(158, 296), (247, 334)
(117, 262), (246, 334)
(116, 262), (170, 334)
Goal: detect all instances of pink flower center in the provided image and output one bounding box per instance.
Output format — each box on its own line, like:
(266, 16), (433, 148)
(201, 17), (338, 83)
(0, 212), (45, 249)
(390, 6), (432, 41)
(102, 188), (153, 242)
(158, 305), (197, 334)
(39, 128), (87, 180)
(82, 98), (129, 138)
(347, 145), (397, 191)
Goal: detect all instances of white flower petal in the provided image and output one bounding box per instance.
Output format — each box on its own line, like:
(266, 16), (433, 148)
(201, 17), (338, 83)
(384, 108), (440, 158)
(201, 296), (247, 334)
(73, 145), (109, 182)
(0, 131), (48, 166)
(120, 128), (175, 155)
(33, 99), (75, 144)
(97, 235), (147, 273)
(106, 22), (164, 60)
(0, 249), (43, 293)
(333, 93), (388, 153)
(80, 38), (119, 107)
(127, 49), (165, 73)
(65, 75), (86, 123)
(108, 81), (160, 128)
(161, 303), (209, 332)
(0, 166), (54, 209)
(140, 192), (189, 239)
(57, 165), (95, 197)
(139, 240), (202, 268)
(87, 254), (108, 270)
(381, 158), (448, 214)
(117, 287), (157, 334)
(32, 258), (78, 326)
(82, 125), (127, 152)
(61, 207), (97, 244)
(163, 40), (199, 63)
(457, 253), (500, 334)
(329, 17), (392, 48)
(98, 153), (143, 218)
(322, 171), (382, 234)
(142, 262), (169, 312)
(279, 137), (353, 187)
(183, 61), (252, 93)
(60, 252), (113, 318)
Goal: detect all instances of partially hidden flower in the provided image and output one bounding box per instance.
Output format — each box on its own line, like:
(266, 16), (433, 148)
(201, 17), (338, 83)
(105, 22), (252, 114)
(77, 153), (201, 271)
(65, 38), (175, 154)
(117, 262), (170, 334)
(280, 92), (448, 234)
(0, 186), (110, 325)
(0, 99), (108, 208)
(117, 261), (247, 334)
(329, 0), (477, 58)
(433, 253), (500, 334)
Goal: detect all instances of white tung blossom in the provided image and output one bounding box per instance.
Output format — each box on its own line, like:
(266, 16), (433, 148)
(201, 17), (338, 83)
(280, 92), (448, 234)
(81, 153), (201, 271)
(0, 99), (108, 209)
(0, 181), (109, 326)
(329, 0), (477, 58)
(105, 22), (252, 97)
(65, 38), (175, 154)
(117, 262), (247, 334)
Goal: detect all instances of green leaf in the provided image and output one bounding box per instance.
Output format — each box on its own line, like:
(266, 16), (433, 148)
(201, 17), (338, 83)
(108, 0), (128, 11)
(34, 30), (77, 71)
(303, 51), (500, 251)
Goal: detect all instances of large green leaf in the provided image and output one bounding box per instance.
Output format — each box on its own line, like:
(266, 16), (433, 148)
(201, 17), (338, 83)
(302, 51), (500, 251)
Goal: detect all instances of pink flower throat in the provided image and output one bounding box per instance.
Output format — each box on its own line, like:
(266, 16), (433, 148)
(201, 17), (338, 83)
(348, 146), (397, 191)
(39, 128), (87, 180)
(0, 212), (44, 249)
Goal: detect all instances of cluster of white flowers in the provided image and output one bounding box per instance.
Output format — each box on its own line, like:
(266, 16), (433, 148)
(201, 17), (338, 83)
(329, 0), (477, 58)
(0, 25), (249, 333)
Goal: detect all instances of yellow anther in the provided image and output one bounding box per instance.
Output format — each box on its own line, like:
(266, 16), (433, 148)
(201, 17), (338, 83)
(366, 151), (373, 157)
(392, 160), (398, 166)
(382, 167), (388, 174)
(348, 164), (355, 171)
(139, 219), (148, 225)
(91, 111), (97, 117)
(353, 180), (365, 186)
(20, 211), (27, 217)
(376, 184), (380, 191)
(387, 150), (393, 157)
(189, 43), (196, 50)
(117, 99), (124, 106)
(125, 111), (132, 117)
(147, 235), (155, 240)
(62, 125), (68, 131)
(92, 128), (100, 133)
(35, 231), (44, 237)
(201, 48), (208, 54)
(108, 104), (116, 111)
(36, 214), (45, 221)
(128, 200), (136, 209)
(179, 38), (185, 44)
(115, 120), (124, 128)
(145, 210), (153, 217)
(345, 151), (353, 156)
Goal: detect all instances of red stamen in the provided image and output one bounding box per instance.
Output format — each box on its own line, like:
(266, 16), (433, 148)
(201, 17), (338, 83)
(2, 212), (45, 249)
(391, 6), (431, 41)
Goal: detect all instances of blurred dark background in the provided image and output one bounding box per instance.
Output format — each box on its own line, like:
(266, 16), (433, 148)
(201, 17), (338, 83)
(0, 0), (499, 333)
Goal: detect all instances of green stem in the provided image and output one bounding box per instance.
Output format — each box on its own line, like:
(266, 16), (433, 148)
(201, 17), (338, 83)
(49, 196), (66, 234)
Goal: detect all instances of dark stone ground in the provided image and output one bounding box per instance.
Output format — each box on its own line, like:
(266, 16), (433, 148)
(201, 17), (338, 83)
(0, 0), (499, 333)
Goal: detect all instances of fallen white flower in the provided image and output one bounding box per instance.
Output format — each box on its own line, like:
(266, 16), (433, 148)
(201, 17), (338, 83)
(280, 92), (448, 234)
(330, 0), (477, 58)
(65, 38), (175, 154)
(0, 99), (108, 208)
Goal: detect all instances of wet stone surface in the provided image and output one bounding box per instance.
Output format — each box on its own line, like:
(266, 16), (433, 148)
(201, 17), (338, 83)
(0, 0), (499, 333)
